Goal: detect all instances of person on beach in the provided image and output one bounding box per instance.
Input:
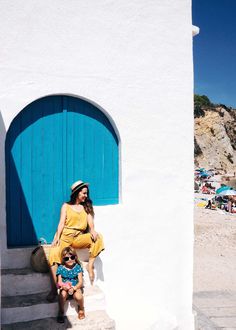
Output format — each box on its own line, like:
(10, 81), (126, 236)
(56, 246), (85, 323)
(227, 197), (233, 213)
(47, 180), (104, 302)
(205, 197), (216, 210)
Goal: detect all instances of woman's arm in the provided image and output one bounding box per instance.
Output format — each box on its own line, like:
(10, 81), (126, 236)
(87, 213), (98, 241)
(51, 203), (67, 246)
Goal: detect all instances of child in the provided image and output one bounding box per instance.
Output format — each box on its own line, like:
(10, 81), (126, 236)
(56, 247), (85, 323)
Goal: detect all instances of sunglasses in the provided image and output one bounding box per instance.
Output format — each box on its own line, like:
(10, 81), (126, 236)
(63, 255), (76, 262)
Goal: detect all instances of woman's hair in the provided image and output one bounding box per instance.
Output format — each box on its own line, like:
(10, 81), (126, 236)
(67, 185), (94, 217)
(60, 246), (81, 266)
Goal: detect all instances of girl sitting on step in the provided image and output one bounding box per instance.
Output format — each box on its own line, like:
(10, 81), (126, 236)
(56, 246), (85, 323)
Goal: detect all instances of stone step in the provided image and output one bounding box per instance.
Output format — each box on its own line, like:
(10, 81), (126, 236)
(2, 247), (33, 269)
(193, 291), (236, 329)
(1, 310), (116, 330)
(1, 261), (93, 297)
(1, 287), (106, 324)
(1, 268), (51, 296)
(2, 247), (90, 270)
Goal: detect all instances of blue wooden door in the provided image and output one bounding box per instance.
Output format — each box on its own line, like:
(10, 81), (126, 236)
(6, 95), (119, 247)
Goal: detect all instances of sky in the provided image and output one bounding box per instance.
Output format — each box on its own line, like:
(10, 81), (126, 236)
(192, 0), (236, 108)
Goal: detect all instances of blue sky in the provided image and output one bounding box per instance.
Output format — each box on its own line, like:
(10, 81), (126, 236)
(192, 0), (236, 108)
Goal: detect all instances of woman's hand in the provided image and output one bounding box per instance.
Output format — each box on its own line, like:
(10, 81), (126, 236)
(90, 230), (99, 241)
(87, 214), (99, 241)
(51, 237), (60, 247)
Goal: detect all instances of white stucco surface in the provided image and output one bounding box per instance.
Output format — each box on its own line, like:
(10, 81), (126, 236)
(1, 1), (194, 329)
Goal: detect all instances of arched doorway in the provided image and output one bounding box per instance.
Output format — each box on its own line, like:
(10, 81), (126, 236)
(6, 95), (119, 247)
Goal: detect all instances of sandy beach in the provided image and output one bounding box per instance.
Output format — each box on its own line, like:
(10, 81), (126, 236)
(194, 193), (236, 292)
(193, 192), (236, 328)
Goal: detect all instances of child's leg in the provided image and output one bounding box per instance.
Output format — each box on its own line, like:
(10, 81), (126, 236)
(58, 289), (68, 315)
(73, 289), (85, 319)
(57, 289), (68, 323)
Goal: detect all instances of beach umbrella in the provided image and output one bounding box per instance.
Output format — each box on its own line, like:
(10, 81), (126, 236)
(196, 168), (205, 172)
(218, 189), (236, 196)
(207, 178), (218, 182)
(216, 186), (233, 194)
(207, 170), (214, 176)
(200, 173), (209, 177)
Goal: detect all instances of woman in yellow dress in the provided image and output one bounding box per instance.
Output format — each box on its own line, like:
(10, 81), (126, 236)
(47, 180), (104, 302)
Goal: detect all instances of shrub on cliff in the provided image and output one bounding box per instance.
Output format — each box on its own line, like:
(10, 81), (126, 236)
(194, 94), (213, 118)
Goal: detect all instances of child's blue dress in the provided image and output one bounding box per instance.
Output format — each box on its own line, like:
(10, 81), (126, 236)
(56, 263), (83, 286)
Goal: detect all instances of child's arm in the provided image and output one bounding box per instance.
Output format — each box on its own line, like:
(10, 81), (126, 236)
(57, 274), (63, 288)
(73, 272), (83, 291)
(57, 274), (70, 291)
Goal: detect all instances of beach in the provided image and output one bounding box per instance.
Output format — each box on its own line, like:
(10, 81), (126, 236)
(194, 193), (236, 328)
(194, 193), (236, 292)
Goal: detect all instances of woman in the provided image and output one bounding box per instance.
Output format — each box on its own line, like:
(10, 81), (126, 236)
(47, 180), (104, 302)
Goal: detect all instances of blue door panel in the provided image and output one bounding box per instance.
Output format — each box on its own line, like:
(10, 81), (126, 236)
(6, 95), (119, 247)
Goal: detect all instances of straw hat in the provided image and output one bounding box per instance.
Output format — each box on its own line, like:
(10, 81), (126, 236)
(71, 180), (89, 195)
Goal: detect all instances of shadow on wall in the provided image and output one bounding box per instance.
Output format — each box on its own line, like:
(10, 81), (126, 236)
(95, 256), (104, 281)
(0, 111), (6, 250)
(0, 109), (38, 259)
(6, 152), (38, 246)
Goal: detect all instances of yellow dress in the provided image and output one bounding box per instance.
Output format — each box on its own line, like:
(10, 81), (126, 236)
(48, 204), (104, 266)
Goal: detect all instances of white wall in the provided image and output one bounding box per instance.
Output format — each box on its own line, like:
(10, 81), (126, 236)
(0, 1), (194, 329)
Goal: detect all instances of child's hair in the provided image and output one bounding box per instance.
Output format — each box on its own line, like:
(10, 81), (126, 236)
(60, 246), (81, 266)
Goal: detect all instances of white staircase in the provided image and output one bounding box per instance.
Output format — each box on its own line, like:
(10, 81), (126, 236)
(1, 249), (115, 329)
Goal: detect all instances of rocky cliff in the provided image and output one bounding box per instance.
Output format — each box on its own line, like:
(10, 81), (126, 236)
(194, 106), (236, 173)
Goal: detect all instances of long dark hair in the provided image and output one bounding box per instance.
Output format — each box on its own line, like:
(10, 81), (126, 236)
(67, 185), (94, 217)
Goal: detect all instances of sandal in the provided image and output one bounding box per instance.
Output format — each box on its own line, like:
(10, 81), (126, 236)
(78, 308), (85, 320)
(57, 314), (65, 323)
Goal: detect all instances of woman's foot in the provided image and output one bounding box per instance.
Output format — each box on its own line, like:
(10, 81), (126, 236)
(46, 290), (57, 303)
(57, 313), (65, 323)
(78, 308), (85, 320)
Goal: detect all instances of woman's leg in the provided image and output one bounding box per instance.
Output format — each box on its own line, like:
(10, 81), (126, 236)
(73, 289), (85, 319)
(87, 257), (95, 285)
(46, 264), (58, 302)
(72, 233), (104, 285)
(88, 234), (104, 284)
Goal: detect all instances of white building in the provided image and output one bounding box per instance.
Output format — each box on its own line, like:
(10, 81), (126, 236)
(1, 1), (196, 329)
